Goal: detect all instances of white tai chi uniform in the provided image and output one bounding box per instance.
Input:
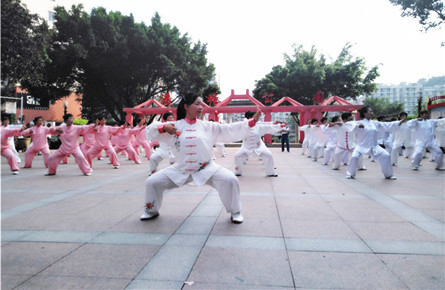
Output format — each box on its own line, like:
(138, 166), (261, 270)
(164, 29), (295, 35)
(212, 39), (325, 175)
(312, 125), (328, 161)
(146, 134), (175, 175)
(300, 124), (310, 155)
(391, 122), (413, 165)
(322, 125), (337, 165)
(408, 118), (445, 169)
(234, 121), (283, 176)
(347, 119), (400, 178)
(143, 118), (256, 215)
(332, 122), (363, 170)
(2, 124), (22, 163)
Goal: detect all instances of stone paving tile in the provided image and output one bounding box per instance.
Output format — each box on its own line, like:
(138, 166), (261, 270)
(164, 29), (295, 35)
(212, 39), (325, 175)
(16, 276), (132, 289)
(281, 219), (361, 240)
(1, 274), (34, 290)
(38, 244), (160, 279)
(377, 253), (445, 289)
(188, 247), (294, 288)
(1, 242), (82, 275)
(287, 251), (407, 289)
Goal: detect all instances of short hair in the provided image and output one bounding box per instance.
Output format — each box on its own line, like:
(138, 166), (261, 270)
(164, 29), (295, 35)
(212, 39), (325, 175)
(399, 112), (408, 118)
(63, 114), (73, 122)
(420, 110), (428, 115)
(377, 115), (386, 121)
(320, 117), (328, 123)
(310, 118), (318, 124)
(341, 112), (352, 121)
(2, 116), (10, 122)
(33, 116), (43, 124)
(331, 116), (339, 123)
(163, 112), (173, 121)
(358, 106), (370, 119)
(245, 111), (255, 119)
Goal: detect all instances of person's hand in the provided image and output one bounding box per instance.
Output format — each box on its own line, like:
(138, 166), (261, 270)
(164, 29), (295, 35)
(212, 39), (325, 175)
(163, 123), (177, 135)
(253, 109), (262, 123)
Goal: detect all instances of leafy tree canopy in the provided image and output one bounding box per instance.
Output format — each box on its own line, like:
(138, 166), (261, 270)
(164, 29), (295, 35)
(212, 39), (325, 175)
(1, 0), (52, 97)
(22, 5), (218, 122)
(253, 44), (379, 106)
(389, 0), (445, 31)
(363, 97), (405, 118)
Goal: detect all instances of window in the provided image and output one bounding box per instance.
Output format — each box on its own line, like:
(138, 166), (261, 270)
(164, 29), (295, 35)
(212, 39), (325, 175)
(48, 11), (55, 22)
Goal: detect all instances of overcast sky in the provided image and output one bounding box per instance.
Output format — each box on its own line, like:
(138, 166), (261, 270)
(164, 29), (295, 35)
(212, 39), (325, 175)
(67, 0), (444, 97)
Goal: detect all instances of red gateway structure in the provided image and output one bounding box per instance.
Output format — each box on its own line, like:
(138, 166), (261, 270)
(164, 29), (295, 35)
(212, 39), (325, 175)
(124, 89), (364, 144)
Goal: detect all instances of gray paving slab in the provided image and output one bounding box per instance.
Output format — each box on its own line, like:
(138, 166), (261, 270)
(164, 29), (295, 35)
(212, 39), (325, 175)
(2, 147), (444, 289)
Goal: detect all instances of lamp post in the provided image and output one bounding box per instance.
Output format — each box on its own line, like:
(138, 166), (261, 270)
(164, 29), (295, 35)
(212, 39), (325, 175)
(63, 101), (68, 116)
(417, 92), (422, 117)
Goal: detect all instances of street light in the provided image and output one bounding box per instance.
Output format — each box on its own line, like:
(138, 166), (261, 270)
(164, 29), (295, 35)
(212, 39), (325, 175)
(417, 92), (422, 117)
(64, 101), (68, 116)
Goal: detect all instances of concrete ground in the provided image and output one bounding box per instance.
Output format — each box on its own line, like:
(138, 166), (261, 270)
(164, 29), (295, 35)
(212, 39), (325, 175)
(1, 146), (444, 289)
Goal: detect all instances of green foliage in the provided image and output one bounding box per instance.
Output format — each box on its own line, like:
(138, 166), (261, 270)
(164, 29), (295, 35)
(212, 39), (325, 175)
(73, 119), (88, 125)
(1, 0), (52, 97)
(253, 44), (379, 105)
(389, 0), (444, 31)
(29, 7), (219, 122)
(363, 97), (405, 118)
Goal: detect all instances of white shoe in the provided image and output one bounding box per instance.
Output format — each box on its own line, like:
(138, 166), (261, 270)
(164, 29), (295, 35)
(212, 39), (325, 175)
(12, 171), (19, 175)
(114, 166), (120, 169)
(435, 167), (445, 171)
(84, 172), (92, 176)
(136, 161), (142, 164)
(231, 212), (243, 224)
(332, 167), (339, 170)
(358, 167), (367, 171)
(412, 166), (419, 171)
(140, 210), (159, 221)
(386, 176), (397, 180)
(346, 172), (355, 179)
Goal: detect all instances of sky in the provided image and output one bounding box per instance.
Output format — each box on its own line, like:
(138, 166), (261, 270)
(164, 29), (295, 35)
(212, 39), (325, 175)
(64, 0), (444, 97)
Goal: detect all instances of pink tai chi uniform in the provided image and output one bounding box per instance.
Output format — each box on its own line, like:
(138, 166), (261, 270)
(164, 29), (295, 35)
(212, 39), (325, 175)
(22, 125), (55, 168)
(114, 126), (143, 164)
(87, 125), (122, 168)
(80, 130), (103, 160)
(133, 125), (153, 160)
(47, 124), (94, 175)
(1, 127), (23, 173)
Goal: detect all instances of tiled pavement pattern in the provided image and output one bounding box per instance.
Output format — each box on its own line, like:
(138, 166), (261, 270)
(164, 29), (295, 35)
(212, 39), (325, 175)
(1, 146), (444, 289)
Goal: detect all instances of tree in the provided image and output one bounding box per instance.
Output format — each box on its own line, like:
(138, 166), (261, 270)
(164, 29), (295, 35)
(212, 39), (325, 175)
(253, 44), (379, 105)
(1, 0), (52, 97)
(26, 6), (219, 122)
(363, 97), (405, 118)
(389, 0), (445, 31)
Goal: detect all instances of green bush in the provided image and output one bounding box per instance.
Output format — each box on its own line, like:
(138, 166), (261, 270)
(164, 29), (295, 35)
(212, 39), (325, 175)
(73, 119), (88, 125)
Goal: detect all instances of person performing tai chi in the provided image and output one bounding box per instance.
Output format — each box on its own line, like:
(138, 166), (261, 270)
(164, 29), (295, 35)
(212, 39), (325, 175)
(141, 94), (261, 224)
(346, 106), (406, 180)
(391, 112), (413, 166)
(408, 110), (445, 171)
(321, 116), (339, 165)
(22, 116), (56, 168)
(80, 120), (104, 161)
(147, 112), (176, 175)
(234, 111), (287, 177)
(1, 117), (25, 175)
(133, 118), (154, 160)
(87, 116), (123, 169)
(2, 117), (22, 163)
(46, 114), (94, 176)
(114, 121), (144, 164)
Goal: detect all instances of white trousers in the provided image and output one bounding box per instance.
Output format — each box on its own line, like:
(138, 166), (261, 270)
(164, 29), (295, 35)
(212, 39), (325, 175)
(144, 167), (242, 214)
(412, 144), (443, 168)
(234, 149), (275, 176)
(349, 149), (393, 178)
(333, 147), (362, 169)
(391, 144), (413, 165)
(322, 144), (336, 164)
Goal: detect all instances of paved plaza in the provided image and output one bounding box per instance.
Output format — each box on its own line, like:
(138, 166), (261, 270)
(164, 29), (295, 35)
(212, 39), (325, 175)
(1, 146), (444, 289)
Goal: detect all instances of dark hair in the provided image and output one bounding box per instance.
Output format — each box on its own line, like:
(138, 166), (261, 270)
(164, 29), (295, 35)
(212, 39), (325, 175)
(163, 112), (173, 121)
(2, 116), (10, 122)
(377, 115), (386, 122)
(419, 110), (428, 116)
(331, 116), (339, 123)
(358, 106), (370, 119)
(399, 112), (407, 118)
(87, 120), (94, 125)
(177, 93), (199, 120)
(63, 114), (73, 122)
(320, 117), (328, 123)
(33, 116), (43, 124)
(310, 118), (318, 124)
(245, 111), (255, 119)
(341, 112), (352, 121)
